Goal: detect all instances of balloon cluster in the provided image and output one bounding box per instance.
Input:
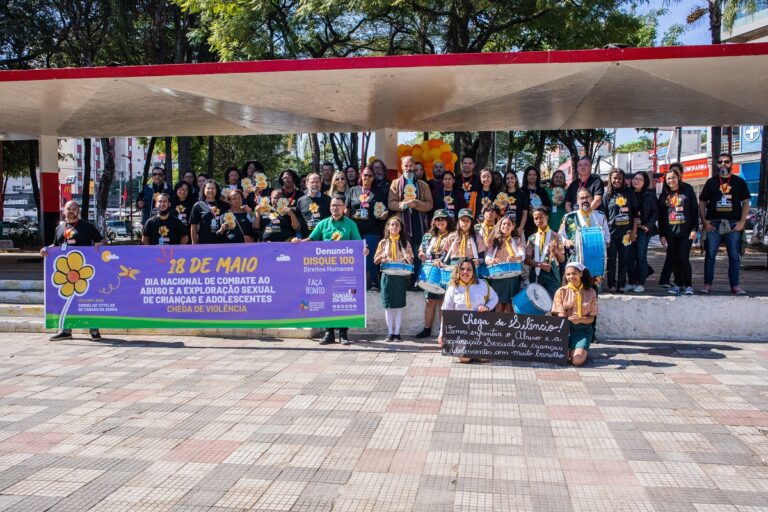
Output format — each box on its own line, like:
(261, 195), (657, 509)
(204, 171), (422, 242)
(397, 139), (459, 180)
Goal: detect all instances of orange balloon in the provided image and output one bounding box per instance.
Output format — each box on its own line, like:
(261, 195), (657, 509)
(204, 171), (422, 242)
(412, 146), (423, 158)
(439, 142), (451, 153)
(450, 152), (458, 163)
(421, 141), (430, 153)
(428, 139), (442, 149)
(402, 149), (412, 157)
(440, 151), (453, 163)
(424, 161), (434, 180)
(368, 156), (377, 165)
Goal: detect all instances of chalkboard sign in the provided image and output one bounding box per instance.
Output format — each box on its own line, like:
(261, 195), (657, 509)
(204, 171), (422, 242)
(441, 310), (570, 365)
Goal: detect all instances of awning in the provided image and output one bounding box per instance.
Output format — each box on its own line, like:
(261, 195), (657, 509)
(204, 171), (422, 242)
(1, 43), (767, 139)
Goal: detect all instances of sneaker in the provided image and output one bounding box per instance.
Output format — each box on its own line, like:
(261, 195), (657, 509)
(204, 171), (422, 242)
(668, 286), (681, 295)
(414, 328), (431, 338)
(659, 283), (671, 289)
(732, 287), (747, 296)
(89, 329), (102, 340)
(684, 287), (694, 295)
(393, 335), (402, 342)
(319, 330), (335, 345)
(608, 287), (617, 293)
(699, 284), (711, 294)
(386, 334), (395, 342)
(633, 285), (645, 293)
(617, 287), (625, 293)
(49, 331), (72, 341)
(339, 331), (351, 345)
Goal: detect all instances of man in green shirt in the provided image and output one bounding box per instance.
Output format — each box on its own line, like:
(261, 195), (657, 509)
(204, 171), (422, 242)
(294, 195), (363, 345)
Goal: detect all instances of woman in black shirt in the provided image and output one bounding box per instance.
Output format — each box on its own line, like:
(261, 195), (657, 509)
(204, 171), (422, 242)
(217, 189), (256, 243)
(346, 167), (388, 289)
(501, 170), (528, 239)
(190, 180), (230, 244)
(522, 166), (551, 239)
(627, 172), (658, 293)
(658, 168), (699, 295)
(255, 189), (300, 242)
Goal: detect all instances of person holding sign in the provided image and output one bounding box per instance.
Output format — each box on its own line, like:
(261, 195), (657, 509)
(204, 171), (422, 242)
(658, 168), (699, 296)
(415, 210), (453, 339)
(40, 200), (104, 341)
(374, 217), (415, 342)
(438, 258), (499, 363)
(142, 194), (188, 246)
(524, 207), (565, 298)
(190, 180), (230, 245)
(698, 153), (751, 295)
(485, 215), (523, 313)
(254, 189), (301, 242)
(294, 195), (363, 346)
(216, 189), (257, 243)
(551, 262), (597, 367)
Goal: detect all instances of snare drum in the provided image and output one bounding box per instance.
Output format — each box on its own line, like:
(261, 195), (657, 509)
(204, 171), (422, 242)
(440, 266), (455, 287)
(417, 263), (445, 294)
(380, 262), (414, 276)
(488, 261), (523, 279)
(512, 283), (553, 316)
(576, 227), (606, 277)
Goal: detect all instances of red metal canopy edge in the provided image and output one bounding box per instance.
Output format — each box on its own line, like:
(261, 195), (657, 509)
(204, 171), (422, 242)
(2, 43), (767, 83)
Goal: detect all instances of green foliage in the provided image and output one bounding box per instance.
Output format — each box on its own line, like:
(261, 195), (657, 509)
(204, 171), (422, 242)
(616, 136), (653, 154)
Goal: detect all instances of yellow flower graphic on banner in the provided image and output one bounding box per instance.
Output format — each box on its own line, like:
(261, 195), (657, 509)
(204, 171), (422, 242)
(52, 251), (94, 298)
(158, 226), (169, 237)
(615, 195), (627, 207)
(331, 231), (342, 241)
(308, 202), (319, 214)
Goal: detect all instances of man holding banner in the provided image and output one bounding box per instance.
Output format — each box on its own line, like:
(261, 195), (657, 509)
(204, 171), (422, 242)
(40, 201), (104, 341)
(294, 195), (363, 346)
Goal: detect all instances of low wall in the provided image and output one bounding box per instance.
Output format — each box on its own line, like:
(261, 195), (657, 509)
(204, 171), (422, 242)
(360, 290), (768, 342)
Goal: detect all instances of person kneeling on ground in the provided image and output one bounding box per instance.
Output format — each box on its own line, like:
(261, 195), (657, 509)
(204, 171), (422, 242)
(551, 262), (598, 367)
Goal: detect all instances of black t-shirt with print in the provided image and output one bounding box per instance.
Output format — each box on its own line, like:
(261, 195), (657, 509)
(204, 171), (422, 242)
(189, 200), (230, 244)
(604, 186), (639, 233)
(699, 174), (751, 221)
(143, 214), (187, 245)
(565, 175), (605, 209)
(296, 194), (331, 237)
(259, 210), (296, 242)
(217, 211), (256, 243)
(53, 219), (103, 247)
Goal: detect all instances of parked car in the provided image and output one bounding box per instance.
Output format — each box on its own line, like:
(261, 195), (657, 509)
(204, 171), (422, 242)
(106, 219), (132, 240)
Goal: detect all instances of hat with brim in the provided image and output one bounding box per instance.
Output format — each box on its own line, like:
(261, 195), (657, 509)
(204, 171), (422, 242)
(432, 209), (450, 219)
(457, 208), (473, 219)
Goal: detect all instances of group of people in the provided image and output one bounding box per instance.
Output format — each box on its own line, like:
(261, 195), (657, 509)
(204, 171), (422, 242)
(44, 152), (751, 366)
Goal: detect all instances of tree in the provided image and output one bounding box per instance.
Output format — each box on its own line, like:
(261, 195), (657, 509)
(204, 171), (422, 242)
(96, 138), (116, 235)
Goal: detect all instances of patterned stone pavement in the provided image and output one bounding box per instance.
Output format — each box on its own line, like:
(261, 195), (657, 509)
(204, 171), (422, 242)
(0, 333), (765, 511)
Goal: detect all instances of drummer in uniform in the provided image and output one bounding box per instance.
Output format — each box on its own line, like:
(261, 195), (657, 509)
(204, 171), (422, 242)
(484, 215), (524, 313)
(524, 207), (565, 298)
(559, 188), (610, 282)
(373, 217), (414, 342)
(415, 209), (453, 339)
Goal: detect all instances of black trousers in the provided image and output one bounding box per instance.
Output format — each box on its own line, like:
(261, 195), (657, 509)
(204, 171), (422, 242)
(666, 237), (693, 288)
(606, 230), (631, 289)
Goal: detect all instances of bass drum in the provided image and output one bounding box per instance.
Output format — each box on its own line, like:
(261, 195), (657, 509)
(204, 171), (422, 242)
(576, 227), (606, 278)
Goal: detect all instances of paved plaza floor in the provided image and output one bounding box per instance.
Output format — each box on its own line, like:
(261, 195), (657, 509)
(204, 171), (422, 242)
(0, 333), (765, 511)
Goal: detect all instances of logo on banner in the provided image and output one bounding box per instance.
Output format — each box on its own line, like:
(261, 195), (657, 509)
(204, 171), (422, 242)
(743, 126), (761, 142)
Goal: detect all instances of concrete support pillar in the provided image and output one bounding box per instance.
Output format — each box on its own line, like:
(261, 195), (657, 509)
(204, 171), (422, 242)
(38, 136), (60, 246)
(374, 128), (399, 178)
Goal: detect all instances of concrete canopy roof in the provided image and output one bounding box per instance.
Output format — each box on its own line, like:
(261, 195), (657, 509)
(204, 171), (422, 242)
(1, 43), (767, 140)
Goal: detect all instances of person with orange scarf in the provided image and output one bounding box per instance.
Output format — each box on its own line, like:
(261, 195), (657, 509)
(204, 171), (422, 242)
(374, 217), (414, 342)
(438, 258), (498, 363)
(551, 262), (598, 366)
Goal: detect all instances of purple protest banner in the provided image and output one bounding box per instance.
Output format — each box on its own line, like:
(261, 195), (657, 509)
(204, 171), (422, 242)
(45, 241), (366, 329)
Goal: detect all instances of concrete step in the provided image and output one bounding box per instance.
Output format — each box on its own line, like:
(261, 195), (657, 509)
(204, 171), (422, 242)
(0, 304), (44, 317)
(0, 315), (317, 339)
(0, 279), (44, 291)
(0, 291), (44, 304)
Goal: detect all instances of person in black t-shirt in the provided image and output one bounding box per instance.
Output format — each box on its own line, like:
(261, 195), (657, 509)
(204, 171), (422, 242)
(603, 169), (639, 292)
(40, 201), (104, 341)
(698, 153), (751, 295)
(565, 157), (604, 213)
(254, 189), (300, 242)
(137, 166), (172, 225)
(296, 173), (331, 237)
(216, 189), (256, 243)
(190, 180), (230, 244)
(320, 162), (335, 193)
(142, 194), (188, 245)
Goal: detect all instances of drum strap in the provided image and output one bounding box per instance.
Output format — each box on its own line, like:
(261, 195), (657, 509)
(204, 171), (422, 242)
(576, 210), (593, 228)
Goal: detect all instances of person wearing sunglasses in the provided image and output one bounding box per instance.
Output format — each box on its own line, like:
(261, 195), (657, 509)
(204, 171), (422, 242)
(698, 153), (751, 295)
(136, 165), (172, 225)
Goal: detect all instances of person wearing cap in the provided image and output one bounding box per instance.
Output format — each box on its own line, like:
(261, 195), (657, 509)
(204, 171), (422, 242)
(438, 257), (499, 363)
(484, 215), (523, 313)
(415, 209), (454, 338)
(443, 208), (486, 267)
(551, 262), (598, 366)
(524, 207), (565, 298)
(388, 155), (434, 289)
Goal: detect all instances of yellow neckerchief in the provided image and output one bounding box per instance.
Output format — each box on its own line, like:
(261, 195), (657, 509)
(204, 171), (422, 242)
(432, 232), (446, 255)
(389, 235), (400, 261)
(458, 232), (469, 257)
(537, 226), (549, 254)
(578, 208), (592, 227)
(503, 235), (515, 259)
(567, 282), (584, 317)
(459, 279), (473, 308)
